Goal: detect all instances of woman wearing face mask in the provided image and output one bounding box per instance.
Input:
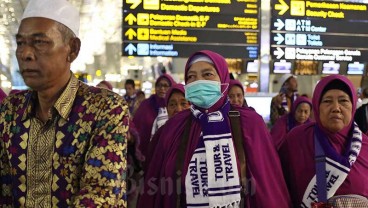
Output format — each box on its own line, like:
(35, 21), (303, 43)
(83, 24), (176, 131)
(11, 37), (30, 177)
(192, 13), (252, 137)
(271, 96), (312, 150)
(137, 50), (291, 208)
(279, 75), (368, 207)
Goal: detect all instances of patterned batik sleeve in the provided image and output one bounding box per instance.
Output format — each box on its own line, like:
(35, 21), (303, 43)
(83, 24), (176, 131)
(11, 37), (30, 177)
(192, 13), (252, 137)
(0, 102), (13, 207)
(270, 97), (286, 126)
(73, 98), (129, 207)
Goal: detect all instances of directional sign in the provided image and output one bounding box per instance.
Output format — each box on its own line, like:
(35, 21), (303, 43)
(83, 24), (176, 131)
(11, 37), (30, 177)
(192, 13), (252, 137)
(123, 0), (260, 58)
(274, 19), (285, 30)
(124, 43), (137, 55)
(271, 0), (368, 61)
(123, 42), (259, 58)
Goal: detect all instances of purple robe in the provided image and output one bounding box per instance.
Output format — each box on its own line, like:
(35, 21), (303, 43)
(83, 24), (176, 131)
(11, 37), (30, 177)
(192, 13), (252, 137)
(0, 88), (7, 103)
(271, 96), (312, 150)
(145, 84), (185, 170)
(133, 74), (175, 157)
(138, 50), (291, 208)
(279, 75), (368, 207)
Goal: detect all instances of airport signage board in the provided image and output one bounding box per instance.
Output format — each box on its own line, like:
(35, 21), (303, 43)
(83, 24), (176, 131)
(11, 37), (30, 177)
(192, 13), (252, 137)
(123, 0), (260, 58)
(271, 0), (368, 61)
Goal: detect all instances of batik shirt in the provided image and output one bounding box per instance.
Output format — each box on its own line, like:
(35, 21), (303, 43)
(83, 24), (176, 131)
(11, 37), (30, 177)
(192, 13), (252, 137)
(0, 75), (129, 207)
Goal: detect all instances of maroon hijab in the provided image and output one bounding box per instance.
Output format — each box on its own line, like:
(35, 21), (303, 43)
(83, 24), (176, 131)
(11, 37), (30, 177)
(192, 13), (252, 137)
(279, 75), (368, 206)
(312, 75), (357, 152)
(133, 74), (175, 158)
(138, 50), (291, 208)
(184, 50), (230, 112)
(271, 96), (312, 150)
(164, 83), (185, 106)
(229, 79), (248, 107)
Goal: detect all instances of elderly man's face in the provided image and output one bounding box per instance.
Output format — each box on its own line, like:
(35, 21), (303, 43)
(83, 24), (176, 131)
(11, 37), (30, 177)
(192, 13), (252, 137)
(16, 17), (71, 91)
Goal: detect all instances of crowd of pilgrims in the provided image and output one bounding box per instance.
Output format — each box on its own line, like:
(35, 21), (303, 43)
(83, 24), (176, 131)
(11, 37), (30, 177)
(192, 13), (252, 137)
(1, 50), (368, 207)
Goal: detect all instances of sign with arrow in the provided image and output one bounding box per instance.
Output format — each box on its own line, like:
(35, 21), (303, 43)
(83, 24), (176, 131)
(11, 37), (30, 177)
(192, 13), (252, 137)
(273, 19), (284, 30)
(124, 28), (137, 40)
(270, 0), (368, 62)
(124, 43), (137, 55)
(122, 0), (261, 58)
(273, 33), (284, 45)
(124, 13), (137, 25)
(126, 0), (142, 9)
(275, 0), (289, 15)
(273, 47), (284, 59)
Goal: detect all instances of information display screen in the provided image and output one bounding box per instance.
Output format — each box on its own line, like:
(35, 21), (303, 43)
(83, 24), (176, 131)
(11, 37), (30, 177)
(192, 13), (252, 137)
(322, 62), (340, 74)
(347, 62), (365, 75)
(273, 60), (292, 73)
(270, 0), (368, 61)
(122, 0), (260, 58)
(246, 60), (259, 73)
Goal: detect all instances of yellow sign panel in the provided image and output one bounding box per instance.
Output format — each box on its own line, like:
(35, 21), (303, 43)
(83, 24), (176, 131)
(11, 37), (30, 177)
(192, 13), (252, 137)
(137, 13), (150, 25)
(137, 28), (150, 40)
(290, 1), (305, 16)
(144, 0), (160, 10)
(275, 0), (289, 15)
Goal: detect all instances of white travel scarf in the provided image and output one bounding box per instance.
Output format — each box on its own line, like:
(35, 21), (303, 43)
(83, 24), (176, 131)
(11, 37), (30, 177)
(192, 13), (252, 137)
(281, 91), (298, 112)
(185, 106), (241, 208)
(150, 107), (168, 140)
(301, 124), (363, 208)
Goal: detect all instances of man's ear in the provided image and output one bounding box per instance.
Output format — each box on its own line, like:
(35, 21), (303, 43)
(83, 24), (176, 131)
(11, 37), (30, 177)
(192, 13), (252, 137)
(68, 37), (81, 63)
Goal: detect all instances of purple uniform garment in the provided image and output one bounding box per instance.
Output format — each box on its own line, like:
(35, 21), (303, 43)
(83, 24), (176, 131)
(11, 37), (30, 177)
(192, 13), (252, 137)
(0, 88), (7, 103)
(271, 96), (312, 150)
(145, 84), (185, 169)
(279, 75), (368, 207)
(133, 74), (175, 157)
(138, 50), (291, 208)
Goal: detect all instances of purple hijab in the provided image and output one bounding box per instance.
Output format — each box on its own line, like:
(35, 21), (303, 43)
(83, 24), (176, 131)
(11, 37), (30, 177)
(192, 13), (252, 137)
(279, 75), (368, 206)
(0, 88), (6, 103)
(164, 83), (185, 106)
(271, 96), (312, 150)
(229, 79), (248, 107)
(133, 74), (175, 158)
(144, 83), (186, 169)
(138, 50), (291, 208)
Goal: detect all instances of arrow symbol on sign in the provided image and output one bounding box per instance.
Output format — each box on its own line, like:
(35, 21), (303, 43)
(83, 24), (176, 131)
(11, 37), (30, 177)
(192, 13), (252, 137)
(274, 47), (284, 59)
(124, 13), (137, 25)
(275, 0), (289, 15)
(274, 19), (284, 30)
(125, 28), (137, 40)
(274, 33), (284, 44)
(125, 43), (137, 55)
(126, 0), (142, 9)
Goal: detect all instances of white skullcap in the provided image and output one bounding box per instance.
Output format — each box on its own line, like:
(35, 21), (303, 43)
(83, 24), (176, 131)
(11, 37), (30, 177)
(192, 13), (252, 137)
(21, 0), (80, 36)
(279, 73), (297, 86)
(188, 55), (214, 67)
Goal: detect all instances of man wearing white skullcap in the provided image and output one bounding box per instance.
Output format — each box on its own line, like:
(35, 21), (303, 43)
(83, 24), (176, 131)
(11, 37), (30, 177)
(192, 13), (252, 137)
(270, 74), (299, 126)
(0, 0), (128, 207)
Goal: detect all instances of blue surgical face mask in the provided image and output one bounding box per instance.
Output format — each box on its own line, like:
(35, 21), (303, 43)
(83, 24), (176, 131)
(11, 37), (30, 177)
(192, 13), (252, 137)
(185, 80), (226, 109)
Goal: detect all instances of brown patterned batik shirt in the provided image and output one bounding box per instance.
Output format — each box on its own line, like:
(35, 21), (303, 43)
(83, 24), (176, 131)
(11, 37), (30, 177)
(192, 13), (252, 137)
(0, 75), (129, 207)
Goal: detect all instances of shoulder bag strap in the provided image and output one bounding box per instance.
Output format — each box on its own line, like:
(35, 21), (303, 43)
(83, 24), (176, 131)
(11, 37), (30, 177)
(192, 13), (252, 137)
(228, 109), (247, 207)
(314, 126), (327, 203)
(176, 117), (192, 208)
